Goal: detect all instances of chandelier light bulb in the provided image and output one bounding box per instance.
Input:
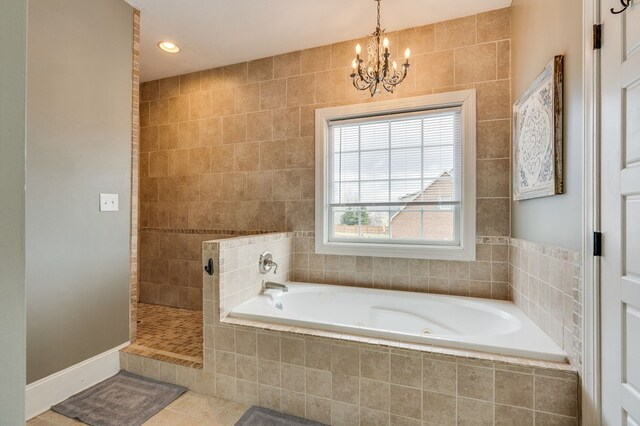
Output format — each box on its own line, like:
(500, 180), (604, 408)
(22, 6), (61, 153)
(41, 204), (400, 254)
(404, 48), (411, 59)
(352, 60), (357, 70)
(392, 61), (397, 70)
(383, 37), (389, 48)
(355, 44), (362, 55)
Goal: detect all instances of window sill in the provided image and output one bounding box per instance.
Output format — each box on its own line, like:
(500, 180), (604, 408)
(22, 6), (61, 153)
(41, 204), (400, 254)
(315, 240), (476, 261)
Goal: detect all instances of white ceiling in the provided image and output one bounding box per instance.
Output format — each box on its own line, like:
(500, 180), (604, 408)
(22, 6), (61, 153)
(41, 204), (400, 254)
(127, 0), (512, 82)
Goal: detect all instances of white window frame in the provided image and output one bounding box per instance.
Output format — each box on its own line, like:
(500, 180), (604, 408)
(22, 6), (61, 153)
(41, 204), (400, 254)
(315, 90), (476, 261)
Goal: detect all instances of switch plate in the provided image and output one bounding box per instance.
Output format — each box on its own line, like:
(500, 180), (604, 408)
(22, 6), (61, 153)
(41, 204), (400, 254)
(99, 193), (119, 212)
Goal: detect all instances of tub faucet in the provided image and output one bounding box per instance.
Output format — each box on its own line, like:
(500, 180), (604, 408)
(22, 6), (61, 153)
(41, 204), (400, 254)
(263, 281), (288, 293)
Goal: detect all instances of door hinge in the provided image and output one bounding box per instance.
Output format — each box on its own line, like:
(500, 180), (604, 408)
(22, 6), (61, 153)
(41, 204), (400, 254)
(594, 24), (603, 49)
(593, 231), (602, 256)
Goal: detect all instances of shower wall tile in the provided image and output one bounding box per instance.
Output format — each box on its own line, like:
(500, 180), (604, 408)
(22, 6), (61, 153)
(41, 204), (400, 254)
(509, 238), (583, 371)
(139, 230), (232, 309)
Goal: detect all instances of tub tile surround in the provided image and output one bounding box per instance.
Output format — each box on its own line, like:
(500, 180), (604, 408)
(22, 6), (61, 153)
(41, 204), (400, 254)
(121, 230), (579, 424)
(137, 8), (514, 310)
(509, 238), (583, 371)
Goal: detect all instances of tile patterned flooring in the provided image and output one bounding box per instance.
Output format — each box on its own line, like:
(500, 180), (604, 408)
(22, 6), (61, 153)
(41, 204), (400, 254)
(123, 303), (203, 368)
(28, 391), (249, 425)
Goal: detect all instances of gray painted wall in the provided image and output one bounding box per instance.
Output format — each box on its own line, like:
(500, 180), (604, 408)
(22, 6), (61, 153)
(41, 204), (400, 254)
(0, 0), (27, 422)
(26, 0), (133, 383)
(511, 0), (583, 251)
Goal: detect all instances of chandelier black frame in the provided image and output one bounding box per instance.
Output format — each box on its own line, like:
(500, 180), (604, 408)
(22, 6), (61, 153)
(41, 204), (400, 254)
(350, 0), (411, 96)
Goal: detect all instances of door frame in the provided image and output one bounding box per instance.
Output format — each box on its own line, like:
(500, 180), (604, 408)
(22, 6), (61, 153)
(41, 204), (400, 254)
(582, 0), (601, 423)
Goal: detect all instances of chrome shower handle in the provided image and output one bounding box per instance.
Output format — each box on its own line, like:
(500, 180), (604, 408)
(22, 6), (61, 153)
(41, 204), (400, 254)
(259, 251), (278, 274)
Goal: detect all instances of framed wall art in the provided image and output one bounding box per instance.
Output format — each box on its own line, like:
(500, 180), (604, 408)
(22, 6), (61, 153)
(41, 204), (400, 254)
(512, 55), (564, 200)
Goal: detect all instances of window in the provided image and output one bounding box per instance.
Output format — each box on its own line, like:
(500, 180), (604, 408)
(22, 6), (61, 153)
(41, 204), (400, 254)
(315, 91), (476, 260)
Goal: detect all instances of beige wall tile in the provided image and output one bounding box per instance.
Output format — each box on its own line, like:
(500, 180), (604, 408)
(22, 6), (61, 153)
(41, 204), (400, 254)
(281, 337), (305, 365)
(234, 142), (260, 172)
(178, 121), (200, 148)
(477, 119), (510, 159)
(200, 68), (224, 91)
(141, 80), (159, 102)
(477, 159), (510, 197)
(259, 140), (286, 171)
(306, 395), (331, 424)
(223, 63), (248, 88)
(455, 43), (497, 84)
(306, 368), (332, 398)
(189, 91), (212, 120)
(223, 115), (247, 144)
(361, 378), (390, 411)
(398, 24), (435, 56)
(211, 87), (235, 116)
(332, 400), (359, 426)
(235, 83), (260, 114)
(390, 354), (422, 388)
(168, 95), (190, 123)
(247, 111), (273, 142)
(158, 76), (180, 99)
(477, 8), (511, 43)
(158, 123), (179, 150)
(389, 385), (421, 420)
(497, 41), (511, 80)
(414, 51), (455, 91)
(281, 363), (305, 392)
(435, 15), (477, 50)
(423, 358), (457, 395)
(274, 51), (301, 78)
(180, 72), (201, 94)
(200, 118), (222, 146)
(477, 198), (510, 236)
(534, 376), (577, 417)
(332, 373), (360, 404)
(287, 74), (315, 107)
(495, 404), (533, 425)
(301, 46), (331, 73)
(423, 391), (456, 425)
(248, 57), (274, 83)
(457, 397), (493, 425)
(476, 80), (511, 121)
(331, 344), (359, 376)
(458, 364), (494, 401)
(495, 370), (533, 408)
(260, 79), (287, 110)
(149, 99), (169, 126)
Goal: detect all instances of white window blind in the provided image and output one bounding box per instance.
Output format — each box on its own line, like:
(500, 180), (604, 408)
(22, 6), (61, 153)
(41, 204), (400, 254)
(327, 107), (462, 244)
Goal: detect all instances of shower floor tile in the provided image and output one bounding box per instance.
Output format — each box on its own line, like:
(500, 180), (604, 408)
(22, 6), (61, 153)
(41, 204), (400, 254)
(123, 303), (203, 368)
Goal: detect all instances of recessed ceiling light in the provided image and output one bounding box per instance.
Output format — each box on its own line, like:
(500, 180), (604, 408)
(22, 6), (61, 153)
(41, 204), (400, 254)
(157, 41), (180, 53)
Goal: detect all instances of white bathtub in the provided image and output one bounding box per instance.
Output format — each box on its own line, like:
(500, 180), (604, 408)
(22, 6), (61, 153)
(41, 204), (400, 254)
(229, 282), (567, 362)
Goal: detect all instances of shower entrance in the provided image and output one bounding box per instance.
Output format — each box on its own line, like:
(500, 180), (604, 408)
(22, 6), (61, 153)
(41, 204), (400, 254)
(125, 230), (231, 369)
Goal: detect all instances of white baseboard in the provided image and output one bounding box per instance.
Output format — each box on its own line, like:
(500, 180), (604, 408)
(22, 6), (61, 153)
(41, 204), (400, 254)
(25, 342), (130, 420)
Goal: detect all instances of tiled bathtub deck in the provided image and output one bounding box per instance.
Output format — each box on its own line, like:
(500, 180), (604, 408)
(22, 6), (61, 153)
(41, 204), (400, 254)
(123, 303), (203, 368)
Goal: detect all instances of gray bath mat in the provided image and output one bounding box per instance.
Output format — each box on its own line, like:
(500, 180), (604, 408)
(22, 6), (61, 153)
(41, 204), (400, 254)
(51, 370), (186, 426)
(235, 406), (327, 426)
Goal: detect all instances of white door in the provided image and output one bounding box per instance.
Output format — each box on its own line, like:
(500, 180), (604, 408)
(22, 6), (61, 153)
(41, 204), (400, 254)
(601, 0), (640, 424)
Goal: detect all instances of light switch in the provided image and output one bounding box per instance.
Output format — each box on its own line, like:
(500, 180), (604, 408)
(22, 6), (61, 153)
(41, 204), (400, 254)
(99, 193), (119, 212)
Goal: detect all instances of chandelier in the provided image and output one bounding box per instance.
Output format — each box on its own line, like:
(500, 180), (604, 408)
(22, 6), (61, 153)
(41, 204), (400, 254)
(351, 0), (411, 96)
